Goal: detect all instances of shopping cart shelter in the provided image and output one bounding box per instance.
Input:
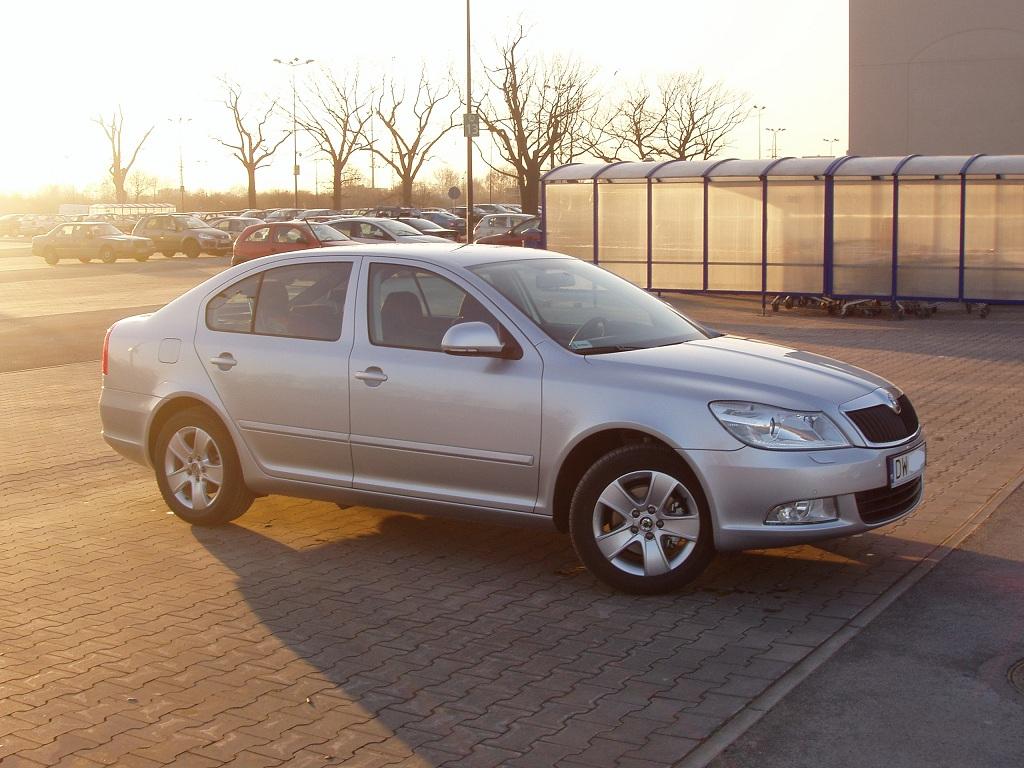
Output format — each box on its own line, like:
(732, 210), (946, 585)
(541, 156), (1024, 310)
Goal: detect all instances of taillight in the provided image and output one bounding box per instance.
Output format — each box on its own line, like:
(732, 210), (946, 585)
(101, 327), (112, 375)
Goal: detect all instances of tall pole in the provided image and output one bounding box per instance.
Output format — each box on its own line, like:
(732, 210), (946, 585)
(465, 0), (474, 241)
(168, 117), (190, 212)
(765, 127), (786, 159)
(753, 105), (766, 159)
(292, 72), (299, 207)
(274, 57), (315, 209)
(823, 137), (840, 156)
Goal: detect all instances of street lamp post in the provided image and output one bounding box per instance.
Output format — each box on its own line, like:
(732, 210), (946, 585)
(823, 137), (840, 157)
(168, 117), (191, 212)
(752, 105), (767, 159)
(765, 127), (786, 159)
(465, 0), (475, 238)
(274, 56), (315, 208)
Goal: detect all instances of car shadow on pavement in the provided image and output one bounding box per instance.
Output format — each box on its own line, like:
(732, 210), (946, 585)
(189, 499), (939, 765)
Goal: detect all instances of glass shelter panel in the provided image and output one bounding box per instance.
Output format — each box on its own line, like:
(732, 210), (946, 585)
(707, 181), (762, 292)
(964, 180), (1024, 300)
(651, 182), (704, 290)
(766, 181), (824, 294)
(896, 179), (961, 298)
(545, 183), (594, 261)
(832, 180), (893, 296)
(597, 183), (648, 286)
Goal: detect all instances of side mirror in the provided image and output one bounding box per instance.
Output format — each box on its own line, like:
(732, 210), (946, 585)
(441, 321), (505, 356)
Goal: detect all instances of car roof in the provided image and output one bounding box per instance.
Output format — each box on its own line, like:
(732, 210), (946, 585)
(237, 243), (566, 270)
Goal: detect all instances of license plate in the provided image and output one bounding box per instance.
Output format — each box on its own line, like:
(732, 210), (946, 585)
(889, 444), (926, 488)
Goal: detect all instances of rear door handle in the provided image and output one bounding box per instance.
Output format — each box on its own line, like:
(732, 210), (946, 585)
(208, 353), (237, 370)
(354, 367), (388, 385)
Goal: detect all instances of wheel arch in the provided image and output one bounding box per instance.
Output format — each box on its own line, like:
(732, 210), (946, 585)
(550, 426), (708, 534)
(146, 395), (230, 466)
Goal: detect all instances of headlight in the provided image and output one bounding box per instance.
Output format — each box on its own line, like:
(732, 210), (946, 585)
(709, 401), (850, 450)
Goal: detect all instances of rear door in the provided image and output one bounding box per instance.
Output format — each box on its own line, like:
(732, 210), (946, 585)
(194, 258), (359, 485)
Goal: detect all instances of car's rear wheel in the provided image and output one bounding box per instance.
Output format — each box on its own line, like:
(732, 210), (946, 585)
(99, 247), (116, 264)
(183, 240), (200, 258)
(78, 256), (91, 263)
(154, 407), (254, 526)
(161, 249), (176, 258)
(134, 253), (150, 262)
(569, 444), (714, 594)
(42, 248), (58, 265)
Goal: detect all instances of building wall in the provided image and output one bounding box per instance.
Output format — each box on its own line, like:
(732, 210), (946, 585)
(850, 0), (1024, 155)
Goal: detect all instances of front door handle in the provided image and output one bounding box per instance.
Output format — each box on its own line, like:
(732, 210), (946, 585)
(208, 353), (237, 370)
(354, 367), (388, 386)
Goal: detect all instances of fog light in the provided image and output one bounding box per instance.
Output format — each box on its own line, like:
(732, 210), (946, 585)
(765, 497), (837, 525)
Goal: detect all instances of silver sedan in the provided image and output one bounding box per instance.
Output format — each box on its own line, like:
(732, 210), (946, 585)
(99, 244), (926, 593)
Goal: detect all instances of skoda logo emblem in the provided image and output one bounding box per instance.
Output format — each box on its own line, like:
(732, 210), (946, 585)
(886, 391), (902, 414)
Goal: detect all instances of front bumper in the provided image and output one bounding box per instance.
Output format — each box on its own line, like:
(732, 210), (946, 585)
(685, 438), (925, 551)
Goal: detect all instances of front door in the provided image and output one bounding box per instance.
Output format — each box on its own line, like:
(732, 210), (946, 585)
(193, 258), (358, 485)
(349, 259), (543, 513)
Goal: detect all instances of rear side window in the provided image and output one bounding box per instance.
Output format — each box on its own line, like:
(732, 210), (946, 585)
(244, 226), (271, 243)
(253, 262), (352, 341)
(206, 275), (261, 333)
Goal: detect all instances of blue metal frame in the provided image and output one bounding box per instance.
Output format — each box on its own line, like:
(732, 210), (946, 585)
(890, 155), (918, 306)
(592, 161), (629, 266)
(957, 154), (984, 302)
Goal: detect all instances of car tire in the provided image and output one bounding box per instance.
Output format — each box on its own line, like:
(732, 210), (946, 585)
(78, 256), (91, 263)
(154, 407), (254, 526)
(99, 247), (116, 264)
(569, 444), (714, 594)
(42, 248), (58, 266)
(134, 253), (150, 262)
(183, 240), (200, 259)
(162, 249), (176, 258)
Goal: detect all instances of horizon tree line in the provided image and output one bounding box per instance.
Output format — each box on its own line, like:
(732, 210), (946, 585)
(92, 36), (750, 212)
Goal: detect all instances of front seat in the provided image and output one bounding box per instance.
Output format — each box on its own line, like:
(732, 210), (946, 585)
(255, 280), (291, 335)
(379, 291), (426, 347)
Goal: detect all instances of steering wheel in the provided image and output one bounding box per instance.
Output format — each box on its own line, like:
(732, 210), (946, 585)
(569, 316), (608, 347)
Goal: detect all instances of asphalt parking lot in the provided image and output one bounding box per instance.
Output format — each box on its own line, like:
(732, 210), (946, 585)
(1, 244), (1023, 767)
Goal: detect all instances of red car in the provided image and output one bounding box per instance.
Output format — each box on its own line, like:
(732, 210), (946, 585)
(231, 221), (354, 265)
(475, 216), (543, 248)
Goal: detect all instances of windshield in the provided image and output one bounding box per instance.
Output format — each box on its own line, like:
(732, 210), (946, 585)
(312, 223), (350, 241)
(180, 216), (209, 230)
(378, 220), (423, 237)
(470, 258), (707, 354)
(89, 223), (121, 236)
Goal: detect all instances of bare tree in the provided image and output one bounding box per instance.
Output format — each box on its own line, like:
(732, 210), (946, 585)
(591, 72), (749, 162)
(374, 70), (459, 206)
(431, 166), (462, 197)
(127, 170), (159, 202)
(213, 80), (290, 207)
(93, 109), (154, 204)
(478, 27), (594, 214)
(298, 70), (374, 210)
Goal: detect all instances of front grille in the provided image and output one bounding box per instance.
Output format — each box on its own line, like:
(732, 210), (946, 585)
(846, 395), (919, 443)
(855, 477), (922, 524)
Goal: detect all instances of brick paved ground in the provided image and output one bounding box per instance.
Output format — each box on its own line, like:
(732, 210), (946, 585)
(1, 294), (1022, 767)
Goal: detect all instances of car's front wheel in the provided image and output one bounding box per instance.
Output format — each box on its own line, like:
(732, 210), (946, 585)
(99, 246), (117, 264)
(183, 240), (200, 258)
(41, 247), (58, 265)
(154, 408), (254, 526)
(569, 444), (714, 594)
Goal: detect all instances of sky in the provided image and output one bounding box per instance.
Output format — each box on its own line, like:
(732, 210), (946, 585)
(0, 0), (849, 197)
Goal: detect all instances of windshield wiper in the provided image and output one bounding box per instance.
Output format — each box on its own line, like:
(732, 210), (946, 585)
(572, 345), (644, 355)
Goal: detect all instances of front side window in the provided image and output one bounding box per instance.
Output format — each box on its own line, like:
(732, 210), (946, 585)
(206, 274), (261, 333)
(368, 264), (496, 351)
(57, 225), (75, 237)
(253, 262), (352, 340)
(470, 258), (707, 354)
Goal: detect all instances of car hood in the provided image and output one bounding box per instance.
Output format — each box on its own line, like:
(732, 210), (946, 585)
(583, 334), (892, 410)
